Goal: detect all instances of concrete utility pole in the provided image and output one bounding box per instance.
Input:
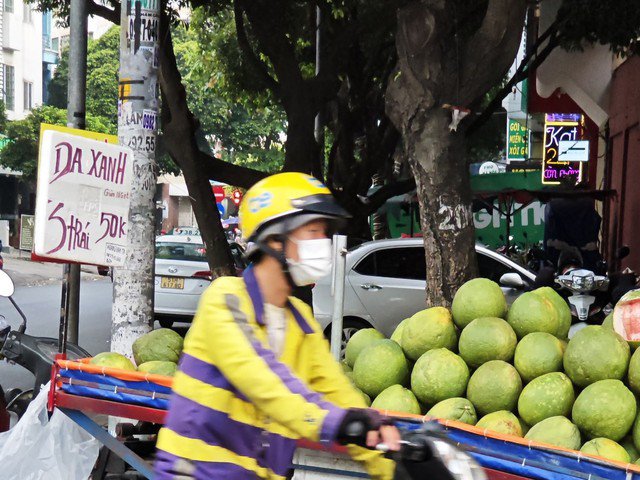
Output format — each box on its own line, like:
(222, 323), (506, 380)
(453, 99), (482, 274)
(63, 0), (89, 345)
(112, 0), (161, 358)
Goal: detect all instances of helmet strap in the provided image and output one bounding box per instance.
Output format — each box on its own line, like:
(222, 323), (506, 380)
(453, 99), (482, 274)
(254, 238), (296, 288)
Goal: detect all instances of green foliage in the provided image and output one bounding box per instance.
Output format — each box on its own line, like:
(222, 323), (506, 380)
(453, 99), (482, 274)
(175, 12), (286, 172)
(0, 105), (113, 179)
(48, 26), (119, 126)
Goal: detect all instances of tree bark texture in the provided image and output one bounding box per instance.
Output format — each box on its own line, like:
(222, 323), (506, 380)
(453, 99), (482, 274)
(386, 0), (526, 306)
(158, 14), (236, 278)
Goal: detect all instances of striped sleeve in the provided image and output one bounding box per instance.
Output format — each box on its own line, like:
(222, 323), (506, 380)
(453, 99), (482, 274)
(187, 289), (346, 444)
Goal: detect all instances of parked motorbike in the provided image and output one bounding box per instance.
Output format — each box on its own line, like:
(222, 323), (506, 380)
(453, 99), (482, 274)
(555, 268), (609, 322)
(0, 269), (90, 431)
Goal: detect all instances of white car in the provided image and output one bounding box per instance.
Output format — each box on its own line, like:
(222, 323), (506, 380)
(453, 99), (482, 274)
(154, 234), (246, 327)
(312, 238), (535, 344)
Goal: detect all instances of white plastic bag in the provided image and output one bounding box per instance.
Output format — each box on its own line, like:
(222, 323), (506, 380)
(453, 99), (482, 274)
(0, 382), (100, 480)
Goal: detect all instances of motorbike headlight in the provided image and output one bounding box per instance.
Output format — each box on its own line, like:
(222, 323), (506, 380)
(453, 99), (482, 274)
(431, 439), (487, 480)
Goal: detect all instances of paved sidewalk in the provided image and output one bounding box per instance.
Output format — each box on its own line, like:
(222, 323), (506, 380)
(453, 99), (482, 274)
(1, 248), (107, 287)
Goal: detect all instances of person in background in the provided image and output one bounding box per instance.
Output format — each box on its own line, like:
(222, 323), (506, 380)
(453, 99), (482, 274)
(154, 172), (398, 480)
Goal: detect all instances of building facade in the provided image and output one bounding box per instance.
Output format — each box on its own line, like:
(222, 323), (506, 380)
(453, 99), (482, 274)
(2, 0), (43, 120)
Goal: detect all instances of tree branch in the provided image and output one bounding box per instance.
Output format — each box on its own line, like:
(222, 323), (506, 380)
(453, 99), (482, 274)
(360, 178), (416, 215)
(198, 151), (269, 188)
(466, 23), (561, 135)
(233, 0), (281, 96)
(87, 0), (119, 24)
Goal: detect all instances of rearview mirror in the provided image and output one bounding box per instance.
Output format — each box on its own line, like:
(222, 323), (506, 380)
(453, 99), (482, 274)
(0, 269), (15, 297)
(499, 272), (525, 289)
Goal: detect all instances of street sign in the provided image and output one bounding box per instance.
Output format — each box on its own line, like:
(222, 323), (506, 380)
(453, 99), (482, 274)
(506, 119), (528, 162)
(34, 127), (134, 266)
(213, 185), (225, 203)
(478, 162), (500, 175)
(541, 113), (585, 185)
(217, 203), (226, 217)
(558, 140), (589, 162)
(19, 215), (35, 251)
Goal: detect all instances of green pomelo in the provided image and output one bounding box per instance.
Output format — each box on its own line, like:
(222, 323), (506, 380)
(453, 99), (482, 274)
(518, 418), (530, 436)
(603, 313), (614, 330)
(426, 397), (477, 425)
(613, 289), (640, 351)
(90, 352), (136, 371)
(359, 389), (371, 407)
(353, 340), (409, 398)
(514, 332), (565, 382)
(517, 372), (575, 426)
(458, 317), (517, 368)
(533, 287), (572, 340)
(390, 319), (409, 346)
(401, 307), (458, 361)
(628, 348), (640, 395)
(466, 360), (522, 416)
(137, 360), (177, 376)
(572, 379), (637, 441)
(506, 292), (560, 339)
(580, 438), (630, 463)
(633, 414), (640, 452)
(620, 436), (639, 462)
(371, 385), (421, 415)
(524, 416), (581, 450)
(345, 371), (355, 384)
(563, 326), (630, 387)
(476, 411), (522, 437)
(345, 328), (385, 368)
(411, 348), (469, 406)
(451, 278), (507, 329)
(341, 361), (353, 373)
(132, 328), (184, 365)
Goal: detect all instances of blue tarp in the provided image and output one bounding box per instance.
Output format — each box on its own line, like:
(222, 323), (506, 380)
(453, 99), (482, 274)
(59, 368), (171, 410)
(397, 420), (639, 480)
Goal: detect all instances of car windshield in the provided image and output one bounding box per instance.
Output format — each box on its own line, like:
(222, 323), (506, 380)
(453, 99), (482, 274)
(156, 242), (206, 262)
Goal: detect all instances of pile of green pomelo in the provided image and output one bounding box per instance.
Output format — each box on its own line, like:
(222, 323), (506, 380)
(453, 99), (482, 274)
(89, 328), (183, 377)
(343, 280), (640, 465)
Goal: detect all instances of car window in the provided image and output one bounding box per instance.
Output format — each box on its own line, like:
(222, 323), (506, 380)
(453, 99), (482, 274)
(156, 242), (206, 262)
(477, 252), (515, 283)
(354, 247), (426, 280)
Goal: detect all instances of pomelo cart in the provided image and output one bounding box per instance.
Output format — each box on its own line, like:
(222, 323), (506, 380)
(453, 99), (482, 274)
(47, 356), (640, 480)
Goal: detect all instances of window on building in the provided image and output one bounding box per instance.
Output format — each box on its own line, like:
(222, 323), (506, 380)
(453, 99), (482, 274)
(4, 0), (13, 13)
(51, 37), (59, 53)
(3, 65), (15, 111)
(23, 82), (33, 111)
(60, 35), (70, 52)
(23, 3), (32, 22)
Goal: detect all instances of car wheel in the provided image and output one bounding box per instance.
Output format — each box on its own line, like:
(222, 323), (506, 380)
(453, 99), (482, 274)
(325, 318), (370, 360)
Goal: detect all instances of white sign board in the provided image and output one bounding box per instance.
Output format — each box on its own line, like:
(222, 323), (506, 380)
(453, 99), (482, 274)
(478, 162), (500, 175)
(34, 130), (134, 266)
(558, 140), (590, 162)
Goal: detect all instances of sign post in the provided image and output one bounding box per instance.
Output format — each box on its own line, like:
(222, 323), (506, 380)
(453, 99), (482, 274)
(34, 129), (134, 266)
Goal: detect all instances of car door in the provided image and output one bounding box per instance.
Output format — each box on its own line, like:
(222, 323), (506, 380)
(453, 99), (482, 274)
(348, 246), (427, 336)
(476, 251), (530, 305)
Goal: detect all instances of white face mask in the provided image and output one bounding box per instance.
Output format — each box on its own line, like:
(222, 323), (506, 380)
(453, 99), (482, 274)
(287, 238), (333, 286)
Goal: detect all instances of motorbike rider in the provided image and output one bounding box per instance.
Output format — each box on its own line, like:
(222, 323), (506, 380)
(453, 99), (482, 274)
(154, 172), (398, 480)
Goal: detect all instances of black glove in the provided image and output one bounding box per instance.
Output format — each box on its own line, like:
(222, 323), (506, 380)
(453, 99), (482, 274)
(335, 408), (393, 447)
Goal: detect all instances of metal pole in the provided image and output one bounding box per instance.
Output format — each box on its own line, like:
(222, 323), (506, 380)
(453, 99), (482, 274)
(111, 0), (160, 357)
(62, 0), (89, 347)
(330, 235), (348, 360)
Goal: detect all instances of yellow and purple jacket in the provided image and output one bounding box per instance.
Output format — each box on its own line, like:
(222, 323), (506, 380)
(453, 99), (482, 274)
(154, 268), (394, 479)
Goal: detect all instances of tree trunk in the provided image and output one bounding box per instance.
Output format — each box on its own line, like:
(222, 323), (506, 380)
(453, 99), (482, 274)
(386, 0), (527, 306)
(404, 110), (477, 306)
(158, 16), (236, 277)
